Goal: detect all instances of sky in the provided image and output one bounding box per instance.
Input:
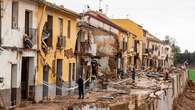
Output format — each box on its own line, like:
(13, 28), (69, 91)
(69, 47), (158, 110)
(49, 0), (195, 52)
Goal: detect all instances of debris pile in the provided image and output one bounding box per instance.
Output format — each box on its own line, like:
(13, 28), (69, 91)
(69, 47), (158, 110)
(16, 67), (188, 110)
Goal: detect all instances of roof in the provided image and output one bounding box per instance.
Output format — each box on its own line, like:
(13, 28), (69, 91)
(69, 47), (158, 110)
(112, 19), (143, 28)
(33, 0), (79, 17)
(84, 11), (129, 33)
(112, 19), (144, 39)
(146, 32), (162, 43)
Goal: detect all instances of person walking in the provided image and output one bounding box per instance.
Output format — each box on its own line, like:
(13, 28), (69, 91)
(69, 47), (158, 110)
(131, 67), (136, 83)
(76, 76), (84, 99)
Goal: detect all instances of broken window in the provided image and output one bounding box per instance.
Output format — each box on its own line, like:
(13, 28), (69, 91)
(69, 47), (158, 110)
(67, 20), (71, 38)
(12, 1), (18, 29)
(42, 15), (53, 47)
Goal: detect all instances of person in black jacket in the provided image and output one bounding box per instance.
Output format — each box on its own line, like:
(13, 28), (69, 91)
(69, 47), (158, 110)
(131, 67), (136, 83)
(77, 76), (84, 99)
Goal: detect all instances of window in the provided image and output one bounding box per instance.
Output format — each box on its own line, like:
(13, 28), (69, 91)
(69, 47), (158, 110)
(25, 10), (33, 35)
(58, 18), (63, 36)
(72, 63), (76, 81)
(69, 63), (72, 83)
(69, 63), (76, 82)
(12, 1), (19, 29)
(67, 20), (71, 38)
(42, 15), (53, 47)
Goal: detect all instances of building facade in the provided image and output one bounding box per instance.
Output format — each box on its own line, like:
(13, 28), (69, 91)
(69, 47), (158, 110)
(0, 0), (38, 107)
(145, 31), (163, 68)
(76, 11), (128, 83)
(145, 31), (174, 69)
(112, 19), (145, 69)
(36, 1), (79, 102)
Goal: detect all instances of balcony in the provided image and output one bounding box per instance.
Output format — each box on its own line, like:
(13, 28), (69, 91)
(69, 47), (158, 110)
(23, 28), (37, 49)
(80, 41), (91, 53)
(57, 35), (65, 49)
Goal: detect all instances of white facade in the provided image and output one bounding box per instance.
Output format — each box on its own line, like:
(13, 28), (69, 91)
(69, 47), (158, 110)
(0, 0), (38, 107)
(146, 32), (173, 68)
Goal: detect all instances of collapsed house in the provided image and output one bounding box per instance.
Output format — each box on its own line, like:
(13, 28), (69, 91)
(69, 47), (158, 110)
(145, 31), (174, 69)
(112, 19), (147, 70)
(76, 11), (129, 82)
(67, 68), (188, 110)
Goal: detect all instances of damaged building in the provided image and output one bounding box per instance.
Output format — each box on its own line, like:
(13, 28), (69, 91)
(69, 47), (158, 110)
(145, 31), (173, 69)
(0, 0), (80, 108)
(112, 19), (146, 69)
(36, 0), (79, 102)
(0, 0), (38, 108)
(76, 11), (129, 83)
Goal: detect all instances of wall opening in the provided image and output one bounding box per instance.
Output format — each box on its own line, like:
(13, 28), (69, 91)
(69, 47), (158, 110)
(56, 59), (63, 96)
(11, 64), (17, 106)
(11, 1), (18, 29)
(43, 65), (49, 99)
(21, 57), (30, 100)
(25, 10), (32, 36)
(42, 15), (53, 48)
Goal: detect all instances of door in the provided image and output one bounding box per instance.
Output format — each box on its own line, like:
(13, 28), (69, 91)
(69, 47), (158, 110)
(11, 64), (17, 106)
(43, 65), (49, 98)
(56, 60), (63, 96)
(21, 57), (29, 100)
(68, 63), (72, 88)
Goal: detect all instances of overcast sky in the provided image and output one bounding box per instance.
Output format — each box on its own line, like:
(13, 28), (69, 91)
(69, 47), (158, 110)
(49, 0), (195, 52)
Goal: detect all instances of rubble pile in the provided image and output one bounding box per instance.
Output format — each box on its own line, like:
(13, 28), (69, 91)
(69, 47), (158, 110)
(16, 67), (188, 110)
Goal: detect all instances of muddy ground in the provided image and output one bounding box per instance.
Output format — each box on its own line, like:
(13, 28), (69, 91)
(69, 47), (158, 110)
(172, 81), (195, 110)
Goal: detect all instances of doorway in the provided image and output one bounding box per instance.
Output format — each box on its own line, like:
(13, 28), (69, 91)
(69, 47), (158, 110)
(21, 57), (30, 100)
(56, 59), (63, 96)
(11, 64), (17, 106)
(43, 65), (49, 98)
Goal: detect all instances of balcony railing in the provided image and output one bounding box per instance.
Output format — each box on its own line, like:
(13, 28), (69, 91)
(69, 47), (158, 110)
(57, 35), (65, 49)
(80, 41), (90, 53)
(23, 28), (37, 48)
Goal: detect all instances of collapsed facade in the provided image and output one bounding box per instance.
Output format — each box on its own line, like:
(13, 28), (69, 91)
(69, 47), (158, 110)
(112, 19), (146, 69)
(76, 11), (129, 83)
(145, 31), (174, 69)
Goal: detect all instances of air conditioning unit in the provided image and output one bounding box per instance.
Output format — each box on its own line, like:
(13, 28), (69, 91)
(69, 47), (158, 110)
(57, 36), (64, 49)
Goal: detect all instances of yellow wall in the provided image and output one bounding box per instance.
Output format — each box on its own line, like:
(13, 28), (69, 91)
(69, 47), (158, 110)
(112, 19), (144, 41)
(112, 19), (145, 67)
(36, 5), (78, 85)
